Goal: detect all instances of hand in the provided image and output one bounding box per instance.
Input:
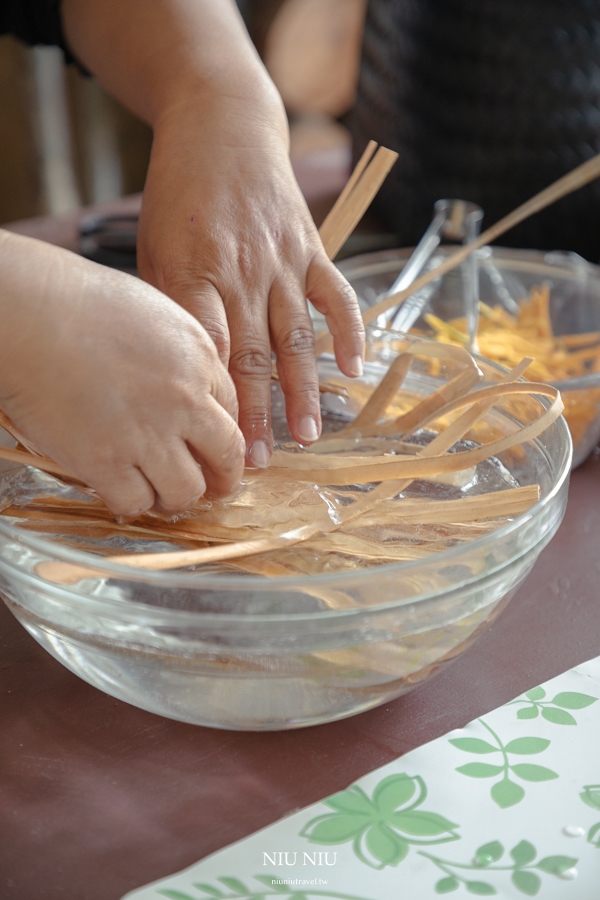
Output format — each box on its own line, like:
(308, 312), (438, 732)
(0, 231), (245, 517)
(136, 88), (365, 468)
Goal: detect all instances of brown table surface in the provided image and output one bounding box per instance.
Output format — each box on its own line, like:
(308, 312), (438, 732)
(1, 203), (600, 900)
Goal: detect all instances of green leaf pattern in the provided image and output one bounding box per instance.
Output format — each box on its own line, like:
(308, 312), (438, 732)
(587, 822), (600, 848)
(580, 784), (600, 812)
(450, 718), (557, 807)
(508, 687), (597, 725)
(300, 774), (459, 869)
(579, 784), (600, 848)
(419, 842), (577, 895)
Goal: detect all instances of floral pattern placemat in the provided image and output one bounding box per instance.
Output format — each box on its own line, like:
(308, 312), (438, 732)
(123, 656), (600, 899)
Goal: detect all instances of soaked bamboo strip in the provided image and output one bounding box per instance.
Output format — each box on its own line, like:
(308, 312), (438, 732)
(303, 532), (431, 561)
(390, 366), (481, 437)
(370, 361), (534, 516)
(0, 410), (39, 455)
(336, 361), (533, 538)
(35, 524), (321, 585)
(348, 485), (538, 526)
(339, 352), (412, 433)
(28, 476), (538, 584)
(0, 445), (72, 479)
(5, 509), (223, 544)
(0, 348), (556, 585)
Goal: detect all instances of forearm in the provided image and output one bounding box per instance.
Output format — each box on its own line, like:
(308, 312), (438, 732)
(60, 0), (284, 131)
(0, 231), (63, 383)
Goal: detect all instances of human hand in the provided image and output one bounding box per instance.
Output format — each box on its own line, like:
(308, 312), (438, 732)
(137, 88), (365, 468)
(0, 230), (245, 517)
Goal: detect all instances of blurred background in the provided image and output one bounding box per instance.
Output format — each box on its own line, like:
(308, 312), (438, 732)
(0, 0), (366, 226)
(4, 0), (600, 261)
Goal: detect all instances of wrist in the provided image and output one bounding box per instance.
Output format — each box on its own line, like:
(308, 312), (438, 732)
(152, 71), (290, 160)
(156, 65), (288, 142)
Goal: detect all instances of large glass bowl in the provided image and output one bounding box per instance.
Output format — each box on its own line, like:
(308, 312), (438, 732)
(336, 247), (600, 467)
(0, 332), (572, 730)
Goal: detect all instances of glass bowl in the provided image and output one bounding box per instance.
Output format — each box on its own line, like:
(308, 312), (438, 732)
(0, 332), (572, 730)
(336, 247), (600, 468)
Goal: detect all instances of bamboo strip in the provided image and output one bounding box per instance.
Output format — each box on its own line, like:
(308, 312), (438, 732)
(0, 445), (72, 479)
(318, 140), (378, 247)
(326, 360), (534, 523)
(339, 352), (412, 432)
(0, 410), (38, 455)
(560, 331), (600, 349)
(402, 378), (555, 436)
(319, 147), (399, 259)
(391, 367), (481, 437)
(347, 485), (539, 525)
(5, 509), (224, 544)
(35, 523), (321, 585)
(374, 358), (532, 444)
(303, 532), (431, 561)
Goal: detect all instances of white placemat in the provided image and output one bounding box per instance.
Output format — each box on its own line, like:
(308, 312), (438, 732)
(123, 657), (600, 900)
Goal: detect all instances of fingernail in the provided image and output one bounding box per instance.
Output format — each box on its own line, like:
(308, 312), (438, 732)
(348, 355), (364, 377)
(298, 416), (319, 443)
(248, 440), (271, 468)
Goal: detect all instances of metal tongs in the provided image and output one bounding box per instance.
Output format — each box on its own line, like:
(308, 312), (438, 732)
(383, 199), (484, 350)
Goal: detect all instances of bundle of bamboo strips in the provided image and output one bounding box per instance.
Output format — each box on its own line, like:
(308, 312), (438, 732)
(0, 340), (561, 585)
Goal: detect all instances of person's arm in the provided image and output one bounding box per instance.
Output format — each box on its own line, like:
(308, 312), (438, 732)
(0, 229), (244, 516)
(61, 0), (365, 468)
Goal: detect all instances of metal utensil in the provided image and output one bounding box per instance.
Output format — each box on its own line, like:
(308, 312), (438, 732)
(385, 199), (484, 347)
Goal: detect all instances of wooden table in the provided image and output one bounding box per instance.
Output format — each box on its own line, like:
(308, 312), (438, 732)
(1, 203), (599, 900)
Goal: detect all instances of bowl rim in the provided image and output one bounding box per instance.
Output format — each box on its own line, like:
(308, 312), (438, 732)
(0, 335), (573, 602)
(337, 244), (600, 283)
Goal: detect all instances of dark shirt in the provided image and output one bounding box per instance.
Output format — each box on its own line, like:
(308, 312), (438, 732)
(351, 0), (600, 261)
(0, 0), (75, 62)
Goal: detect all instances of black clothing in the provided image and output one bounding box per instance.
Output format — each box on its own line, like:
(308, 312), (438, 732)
(1, 0), (75, 63)
(350, 0), (600, 261)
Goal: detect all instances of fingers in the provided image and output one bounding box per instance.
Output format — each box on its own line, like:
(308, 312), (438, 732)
(226, 295), (274, 468)
(269, 277), (321, 446)
(307, 256), (365, 377)
(138, 236), (231, 367)
(71, 359), (243, 516)
(208, 353), (240, 423)
(91, 465), (156, 519)
(164, 276), (231, 367)
(139, 440), (208, 515)
(186, 395), (246, 497)
(96, 400), (244, 517)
